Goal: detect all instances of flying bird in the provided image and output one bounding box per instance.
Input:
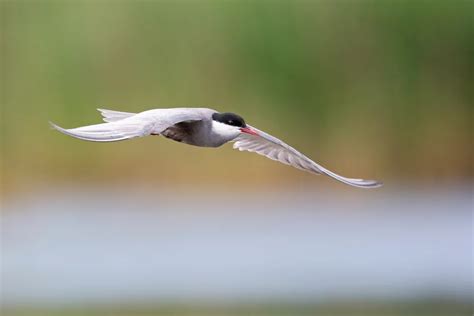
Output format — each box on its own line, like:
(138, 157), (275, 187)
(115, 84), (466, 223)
(50, 108), (382, 188)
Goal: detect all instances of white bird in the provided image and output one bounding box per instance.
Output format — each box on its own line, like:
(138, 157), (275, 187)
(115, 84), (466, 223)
(50, 108), (382, 188)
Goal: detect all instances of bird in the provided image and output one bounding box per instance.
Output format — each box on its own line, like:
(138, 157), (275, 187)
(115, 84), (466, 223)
(50, 107), (382, 188)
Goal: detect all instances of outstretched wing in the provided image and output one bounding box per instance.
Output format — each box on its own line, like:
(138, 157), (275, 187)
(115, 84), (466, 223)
(232, 125), (382, 188)
(50, 108), (208, 142)
(49, 119), (155, 142)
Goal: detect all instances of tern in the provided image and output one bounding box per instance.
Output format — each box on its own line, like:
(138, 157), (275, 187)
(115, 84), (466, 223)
(50, 108), (382, 188)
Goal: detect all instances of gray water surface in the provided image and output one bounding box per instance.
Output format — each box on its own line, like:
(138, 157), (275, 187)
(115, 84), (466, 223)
(2, 185), (472, 307)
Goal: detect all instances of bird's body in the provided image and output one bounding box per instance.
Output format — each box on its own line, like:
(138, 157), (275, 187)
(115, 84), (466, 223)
(140, 108), (226, 147)
(51, 107), (382, 188)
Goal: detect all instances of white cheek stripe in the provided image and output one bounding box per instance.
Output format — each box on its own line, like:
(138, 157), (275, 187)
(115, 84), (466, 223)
(211, 121), (241, 138)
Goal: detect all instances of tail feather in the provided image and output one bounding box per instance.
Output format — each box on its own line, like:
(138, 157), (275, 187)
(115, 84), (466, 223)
(97, 108), (136, 122)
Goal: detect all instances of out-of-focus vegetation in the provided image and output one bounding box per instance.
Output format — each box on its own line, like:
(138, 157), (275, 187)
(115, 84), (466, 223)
(1, 3), (472, 314)
(1, 1), (473, 196)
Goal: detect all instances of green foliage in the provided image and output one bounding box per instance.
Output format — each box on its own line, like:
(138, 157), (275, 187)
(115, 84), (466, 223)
(2, 0), (473, 192)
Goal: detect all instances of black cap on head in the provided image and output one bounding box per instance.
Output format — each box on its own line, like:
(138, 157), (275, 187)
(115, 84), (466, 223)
(212, 112), (246, 128)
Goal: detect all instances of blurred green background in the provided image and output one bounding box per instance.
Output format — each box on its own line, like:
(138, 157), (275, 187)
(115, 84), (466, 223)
(2, 0), (473, 197)
(1, 1), (473, 316)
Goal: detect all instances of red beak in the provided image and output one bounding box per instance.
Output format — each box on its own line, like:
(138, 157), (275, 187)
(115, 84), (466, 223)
(240, 127), (259, 136)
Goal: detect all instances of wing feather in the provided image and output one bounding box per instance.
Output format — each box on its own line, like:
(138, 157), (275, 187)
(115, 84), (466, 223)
(49, 118), (155, 142)
(51, 108), (211, 142)
(233, 125), (382, 188)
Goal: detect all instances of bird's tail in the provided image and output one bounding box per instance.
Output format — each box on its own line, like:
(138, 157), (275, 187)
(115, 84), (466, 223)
(97, 108), (136, 122)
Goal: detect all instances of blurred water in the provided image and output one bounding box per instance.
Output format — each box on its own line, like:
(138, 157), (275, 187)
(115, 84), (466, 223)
(1, 185), (472, 307)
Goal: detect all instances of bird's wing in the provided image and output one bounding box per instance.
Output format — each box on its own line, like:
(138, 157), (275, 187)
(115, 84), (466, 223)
(232, 125), (382, 188)
(50, 108), (207, 142)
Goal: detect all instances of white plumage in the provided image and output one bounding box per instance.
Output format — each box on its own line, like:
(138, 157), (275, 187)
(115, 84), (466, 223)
(51, 107), (382, 188)
(97, 108), (135, 122)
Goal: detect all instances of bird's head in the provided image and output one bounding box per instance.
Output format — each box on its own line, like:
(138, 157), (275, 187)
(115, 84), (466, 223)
(211, 112), (259, 138)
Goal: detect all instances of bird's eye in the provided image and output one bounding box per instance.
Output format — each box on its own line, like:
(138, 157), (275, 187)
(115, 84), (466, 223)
(228, 120), (234, 125)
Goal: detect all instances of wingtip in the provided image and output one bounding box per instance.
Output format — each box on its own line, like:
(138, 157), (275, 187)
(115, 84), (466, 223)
(362, 180), (383, 189)
(371, 182), (384, 189)
(49, 121), (66, 132)
(49, 121), (59, 130)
